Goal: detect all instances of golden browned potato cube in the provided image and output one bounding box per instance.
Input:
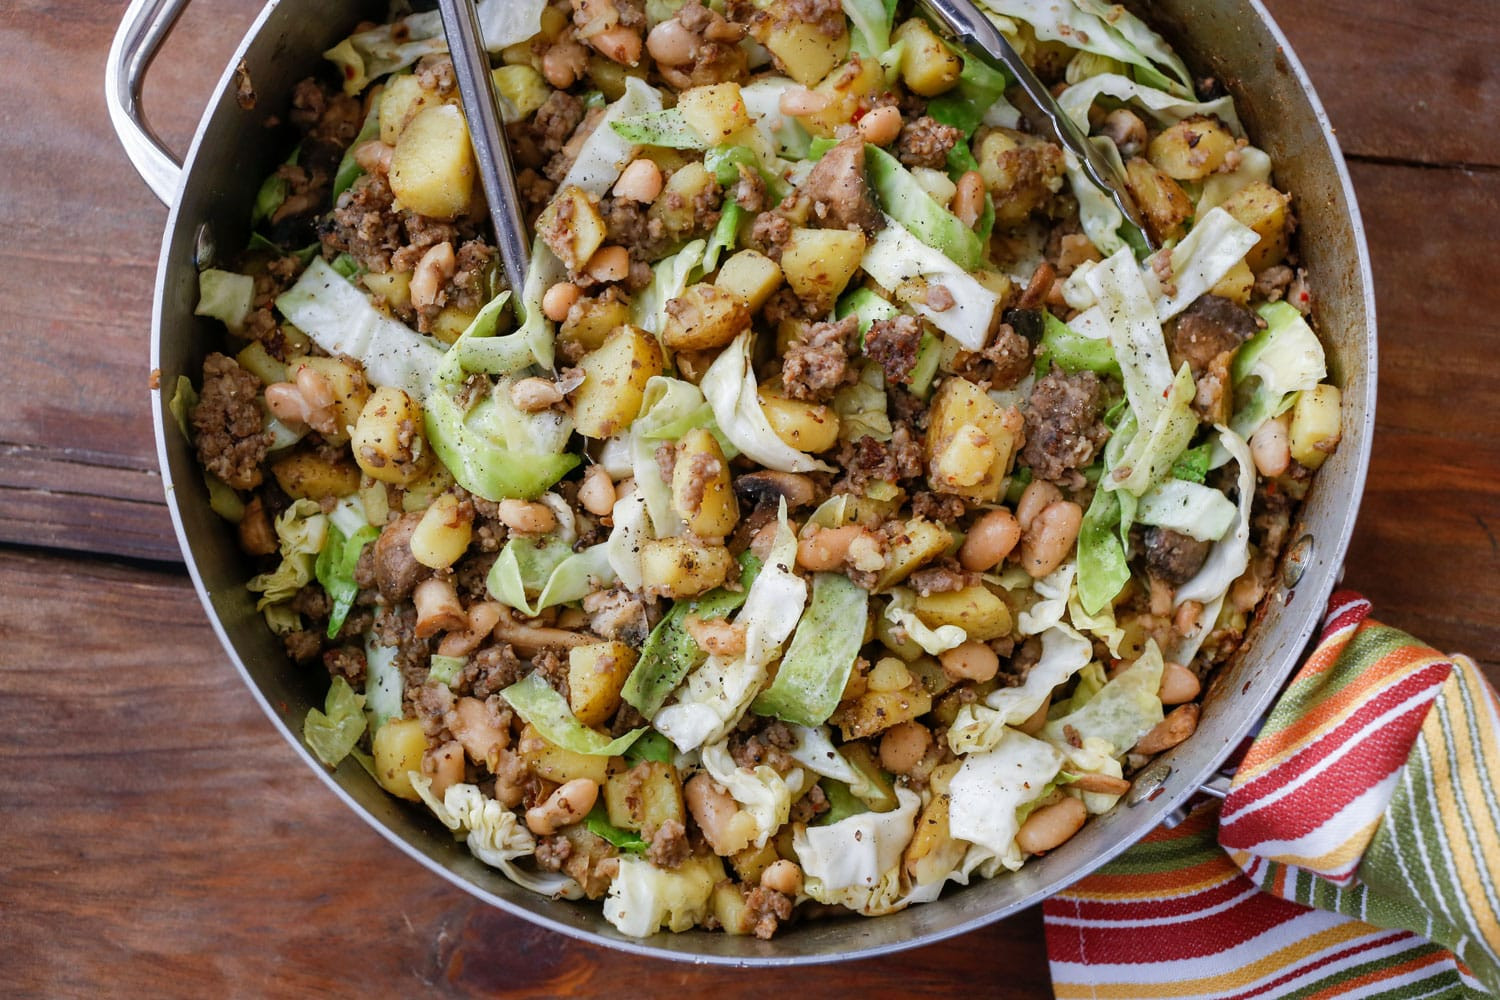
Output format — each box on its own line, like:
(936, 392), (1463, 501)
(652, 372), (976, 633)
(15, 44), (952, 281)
(873, 517), (953, 590)
(379, 73), (451, 146)
(780, 227), (866, 310)
(756, 20), (850, 87)
(913, 585), (1013, 641)
(389, 104), (475, 221)
(1211, 259), (1254, 304)
(662, 283), (752, 352)
(409, 492), (472, 569)
(903, 763), (966, 885)
(371, 717), (427, 801)
(1220, 180), (1293, 272)
(714, 249), (784, 312)
(492, 64), (551, 119)
(639, 538), (735, 598)
(573, 325), (666, 439)
(729, 841), (781, 884)
(893, 19), (962, 97)
(559, 293), (632, 354)
(757, 383), (841, 454)
(1289, 384), (1342, 469)
(604, 760), (686, 832)
(352, 386), (429, 485)
(976, 128), (1066, 229)
(672, 428), (739, 538)
(271, 448), (361, 501)
(430, 305), (478, 346)
(925, 376), (1022, 502)
(1146, 115), (1239, 180)
(650, 162), (718, 240)
(831, 678), (933, 740)
(678, 83), (753, 144)
(536, 184), (608, 272)
(517, 722), (615, 785)
(235, 341), (285, 386)
(568, 640), (637, 727)
(296, 356), (370, 445)
(1124, 155), (1193, 245)
(710, 882), (756, 935)
(362, 269), (412, 313)
(800, 55), (884, 137)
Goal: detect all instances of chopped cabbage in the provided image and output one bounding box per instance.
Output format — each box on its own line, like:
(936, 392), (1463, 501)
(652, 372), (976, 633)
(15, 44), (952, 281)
(194, 269), (254, 334)
(949, 625), (1094, 754)
(501, 673), (647, 755)
(314, 520), (378, 638)
(740, 77), (814, 161)
(246, 499), (327, 610)
(653, 504), (807, 750)
(1075, 476), (1131, 616)
(302, 676), (366, 767)
(977, 2), (1192, 95)
(1230, 300), (1328, 438)
(1142, 208), (1261, 321)
(1017, 561), (1076, 635)
(1042, 640), (1166, 757)
(862, 143), (987, 270)
(604, 854), (723, 936)
(947, 729), (1064, 870)
(1082, 246), (1174, 424)
(843, 0), (899, 57)
(1056, 73), (1239, 135)
(832, 361), (893, 443)
(752, 571), (868, 726)
(1198, 146), (1272, 215)
(1060, 736), (1128, 814)
(1105, 364), (1199, 497)
(701, 741), (805, 848)
(630, 377), (710, 535)
(631, 240), (706, 336)
(860, 217), (1002, 351)
(795, 787), (922, 914)
(605, 491), (651, 592)
(786, 725), (888, 806)
(561, 77), (665, 196)
(1176, 426), (1255, 606)
(701, 332), (835, 474)
(884, 588), (967, 655)
(486, 535), (616, 616)
(450, 292), (545, 378)
(276, 257), (444, 399)
(1136, 479), (1238, 542)
(363, 635), (402, 731)
(412, 775), (583, 899)
(609, 107), (704, 149)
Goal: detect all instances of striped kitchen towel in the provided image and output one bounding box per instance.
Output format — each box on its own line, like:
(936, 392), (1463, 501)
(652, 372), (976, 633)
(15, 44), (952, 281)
(1045, 592), (1500, 997)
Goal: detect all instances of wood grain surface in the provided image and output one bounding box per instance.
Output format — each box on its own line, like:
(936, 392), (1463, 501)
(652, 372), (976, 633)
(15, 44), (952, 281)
(1, 0), (1496, 996)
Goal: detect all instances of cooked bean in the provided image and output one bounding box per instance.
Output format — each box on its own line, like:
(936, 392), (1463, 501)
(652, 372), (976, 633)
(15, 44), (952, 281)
(1158, 661), (1202, 706)
(541, 281), (582, 322)
(541, 38), (588, 89)
(1015, 480), (1064, 532)
(413, 577), (467, 638)
(953, 170), (985, 228)
(612, 158), (664, 204)
(879, 721), (933, 774)
(939, 640), (1000, 683)
(685, 773), (746, 856)
(509, 376), (565, 413)
(525, 778), (599, 835)
(1015, 796), (1088, 855)
(423, 740), (466, 799)
(436, 601), (502, 658)
(492, 607), (594, 655)
(585, 245), (631, 283)
(684, 615), (747, 657)
(645, 18), (696, 65)
(237, 496), (277, 556)
(779, 88), (830, 116)
(959, 508), (1022, 571)
(496, 498), (557, 534)
(1174, 599), (1204, 636)
(1100, 108), (1147, 157)
(796, 523), (862, 571)
(1020, 500), (1083, 578)
(1250, 415), (1292, 477)
(1070, 772), (1132, 795)
(353, 139), (393, 175)
(589, 26), (642, 66)
(857, 106), (903, 146)
(578, 465), (617, 517)
(1134, 703), (1200, 754)
(410, 241), (456, 310)
(759, 859), (803, 896)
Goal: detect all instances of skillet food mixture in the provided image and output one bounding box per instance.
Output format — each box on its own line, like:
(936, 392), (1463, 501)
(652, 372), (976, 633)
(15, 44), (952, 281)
(177, 0), (1342, 938)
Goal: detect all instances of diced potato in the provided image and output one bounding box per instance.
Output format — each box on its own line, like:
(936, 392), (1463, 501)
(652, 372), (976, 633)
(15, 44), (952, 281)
(235, 341), (285, 386)
(573, 325), (665, 438)
(876, 611), (925, 661)
(840, 741), (899, 811)
(1124, 156), (1192, 245)
(639, 538), (736, 598)
(558, 823), (620, 899)
(586, 55), (648, 101)
(867, 656), (913, 693)
(672, 428), (739, 538)
(568, 641), (637, 727)
(906, 655), (956, 699)
(800, 56), (884, 138)
(559, 293), (632, 354)
(362, 269), (412, 313)
(873, 517), (952, 590)
(1210, 259), (1254, 304)
(711, 882), (756, 936)
(925, 377), (1022, 502)
(536, 185), (608, 272)
(604, 760), (686, 832)
(371, 718), (427, 801)
(1220, 180), (1293, 272)
(410, 492), (473, 569)
(729, 841), (781, 884)
(757, 383), (841, 454)
(976, 129), (1066, 229)
(650, 162), (717, 240)
(379, 74), (450, 146)
(830, 678), (933, 740)
(757, 20), (849, 87)
(271, 448), (361, 501)
(1289, 384), (1342, 469)
(715, 249), (784, 312)
(296, 356), (370, 445)
(1147, 115), (1239, 180)
(517, 722), (615, 784)
(430, 305), (478, 346)
(678, 83), (752, 145)
(903, 763), (966, 885)
(662, 283), (752, 352)
(492, 65), (551, 119)
(913, 585), (1013, 641)
(399, 462), (456, 513)
(352, 386), (429, 485)
(389, 104), (475, 221)
(780, 228), (866, 309)
(893, 19), (962, 97)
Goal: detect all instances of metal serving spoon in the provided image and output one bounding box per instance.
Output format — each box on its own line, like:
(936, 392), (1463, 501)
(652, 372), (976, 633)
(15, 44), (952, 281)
(917, 0), (1157, 251)
(436, 0), (533, 293)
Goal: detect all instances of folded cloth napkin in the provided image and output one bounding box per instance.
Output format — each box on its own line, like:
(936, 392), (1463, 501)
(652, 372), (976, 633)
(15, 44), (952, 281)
(1045, 592), (1500, 998)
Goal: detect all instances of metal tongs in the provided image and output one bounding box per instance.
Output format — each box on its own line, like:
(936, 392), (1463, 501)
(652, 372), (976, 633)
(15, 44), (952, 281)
(917, 0), (1157, 251)
(437, 0), (533, 293)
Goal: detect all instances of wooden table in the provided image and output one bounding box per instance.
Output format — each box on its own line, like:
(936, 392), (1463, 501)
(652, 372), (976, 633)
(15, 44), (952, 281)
(3, 1), (1496, 995)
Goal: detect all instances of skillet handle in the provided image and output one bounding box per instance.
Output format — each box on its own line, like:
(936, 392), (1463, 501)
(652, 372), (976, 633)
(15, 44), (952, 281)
(105, 0), (193, 206)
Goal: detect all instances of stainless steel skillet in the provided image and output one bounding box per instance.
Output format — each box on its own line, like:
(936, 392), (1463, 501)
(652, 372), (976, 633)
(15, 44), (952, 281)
(106, 0), (1376, 964)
